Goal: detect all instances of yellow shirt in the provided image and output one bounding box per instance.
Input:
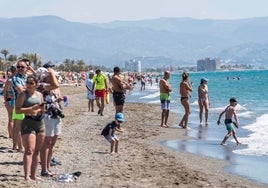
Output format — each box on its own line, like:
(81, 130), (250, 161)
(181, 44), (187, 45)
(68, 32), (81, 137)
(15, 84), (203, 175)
(93, 74), (107, 90)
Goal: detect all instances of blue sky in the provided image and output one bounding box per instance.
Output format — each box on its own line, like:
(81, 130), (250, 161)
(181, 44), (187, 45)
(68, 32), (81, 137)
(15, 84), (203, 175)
(1, 0), (268, 23)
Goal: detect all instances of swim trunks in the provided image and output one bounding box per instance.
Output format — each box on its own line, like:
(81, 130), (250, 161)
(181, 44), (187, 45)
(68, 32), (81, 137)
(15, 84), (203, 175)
(95, 89), (106, 98)
(113, 91), (125, 105)
(160, 93), (170, 101)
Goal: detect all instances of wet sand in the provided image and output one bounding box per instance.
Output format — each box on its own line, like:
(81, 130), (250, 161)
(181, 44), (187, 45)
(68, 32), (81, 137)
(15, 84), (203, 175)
(0, 85), (267, 188)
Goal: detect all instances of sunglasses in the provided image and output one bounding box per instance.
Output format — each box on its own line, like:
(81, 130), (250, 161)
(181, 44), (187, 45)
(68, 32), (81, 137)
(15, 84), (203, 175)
(17, 66), (26, 69)
(26, 81), (35, 85)
(117, 120), (123, 123)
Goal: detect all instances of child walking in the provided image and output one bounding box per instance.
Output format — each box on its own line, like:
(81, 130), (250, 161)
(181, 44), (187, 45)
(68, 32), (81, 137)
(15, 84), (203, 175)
(101, 112), (124, 154)
(217, 97), (241, 145)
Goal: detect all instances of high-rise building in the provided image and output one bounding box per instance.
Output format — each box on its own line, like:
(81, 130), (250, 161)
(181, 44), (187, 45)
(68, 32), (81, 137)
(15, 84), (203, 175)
(197, 58), (221, 71)
(125, 59), (141, 72)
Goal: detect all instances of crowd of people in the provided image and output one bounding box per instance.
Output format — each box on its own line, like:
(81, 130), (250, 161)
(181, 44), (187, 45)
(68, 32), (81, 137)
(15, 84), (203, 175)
(1, 61), (241, 181)
(1, 63), (137, 180)
(2, 59), (64, 181)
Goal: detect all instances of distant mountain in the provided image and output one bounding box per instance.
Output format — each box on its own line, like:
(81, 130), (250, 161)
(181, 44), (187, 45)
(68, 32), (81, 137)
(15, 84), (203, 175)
(1, 16), (268, 68)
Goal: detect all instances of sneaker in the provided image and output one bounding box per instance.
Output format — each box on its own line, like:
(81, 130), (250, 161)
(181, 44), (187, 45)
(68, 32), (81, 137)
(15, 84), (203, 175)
(51, 157), (62, 165)
(50, 161), (57, 166)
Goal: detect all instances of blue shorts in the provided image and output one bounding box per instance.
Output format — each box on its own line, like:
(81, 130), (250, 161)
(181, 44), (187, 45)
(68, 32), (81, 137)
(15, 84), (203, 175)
(9, 99), (15, 108)
(226, 123), (234, 132)
(161, 100), (170, 110)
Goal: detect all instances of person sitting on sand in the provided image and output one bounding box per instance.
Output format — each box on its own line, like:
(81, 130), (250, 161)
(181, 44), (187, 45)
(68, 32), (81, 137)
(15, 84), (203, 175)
(217, 97), (241, 145)
(101, 112), (124, 154)
(159, 71), (172, 128)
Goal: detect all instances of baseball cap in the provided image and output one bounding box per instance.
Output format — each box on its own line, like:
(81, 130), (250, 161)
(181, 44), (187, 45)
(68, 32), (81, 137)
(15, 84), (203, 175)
(230, 97), (238, 103)
(201, 77), (208, 83)
(43, 63), (55, 68)
(115, 112), (125, 122)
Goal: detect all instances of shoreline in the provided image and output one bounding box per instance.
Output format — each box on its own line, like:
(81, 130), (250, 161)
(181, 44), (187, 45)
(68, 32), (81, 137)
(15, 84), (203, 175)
(0, 85), (267, 187)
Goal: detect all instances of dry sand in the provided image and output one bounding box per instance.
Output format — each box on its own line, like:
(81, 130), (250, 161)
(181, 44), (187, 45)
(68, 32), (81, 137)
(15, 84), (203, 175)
(0, 85), (267, 188)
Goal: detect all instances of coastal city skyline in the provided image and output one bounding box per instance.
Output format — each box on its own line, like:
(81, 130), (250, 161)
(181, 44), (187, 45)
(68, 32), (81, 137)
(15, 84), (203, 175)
(1, 0), (268, 24)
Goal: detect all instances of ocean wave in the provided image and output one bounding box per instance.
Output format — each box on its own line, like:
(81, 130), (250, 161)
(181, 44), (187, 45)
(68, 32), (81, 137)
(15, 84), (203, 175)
(141, 92), (159, 99)
(234, 114), (268, 156)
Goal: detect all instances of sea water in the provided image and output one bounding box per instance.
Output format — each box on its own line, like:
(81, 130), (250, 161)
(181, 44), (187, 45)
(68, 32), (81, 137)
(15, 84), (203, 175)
(127, 69), (268, 157)
(126, 69), (268, 184)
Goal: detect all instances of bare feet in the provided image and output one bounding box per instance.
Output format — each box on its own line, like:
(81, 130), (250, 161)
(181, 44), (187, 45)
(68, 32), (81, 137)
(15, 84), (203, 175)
(237, 142), (242, 145)
(221, 142), (227, 146)
(161, 124), (168, 128)
(18, 149), (25, 153)
(31, 176), (43, 181)
(25, 177), (34, 182)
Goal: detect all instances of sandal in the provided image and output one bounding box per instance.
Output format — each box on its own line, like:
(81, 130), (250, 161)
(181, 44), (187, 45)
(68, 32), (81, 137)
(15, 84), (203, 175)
(41, 171), (54, 177)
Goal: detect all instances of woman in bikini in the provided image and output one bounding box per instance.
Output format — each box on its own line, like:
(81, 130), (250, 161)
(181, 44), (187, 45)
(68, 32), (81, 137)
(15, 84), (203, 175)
(3, 67), (16, 139)
(198, 78), (210, 126)
(179, 72), (192, 129)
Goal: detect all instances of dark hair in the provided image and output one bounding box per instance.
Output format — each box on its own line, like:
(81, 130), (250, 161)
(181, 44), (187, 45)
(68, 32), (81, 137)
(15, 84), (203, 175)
(182, 72), (189, 81)
(164, 71), (170, 77)
(27, 74), (39, 84)
(114, 66), (120, 73)
(230, 97), (237, 103)
(95, 69), (101, 74)
(18, 58), (30, 65)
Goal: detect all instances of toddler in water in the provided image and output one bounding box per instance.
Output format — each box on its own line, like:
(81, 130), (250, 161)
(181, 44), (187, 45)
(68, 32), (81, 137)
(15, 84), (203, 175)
(101, 112), (124, 154)
(217, 97), (241, 145)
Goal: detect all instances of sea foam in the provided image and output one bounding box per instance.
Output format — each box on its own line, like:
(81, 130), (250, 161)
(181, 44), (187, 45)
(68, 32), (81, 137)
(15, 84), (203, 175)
(234, 114), (268, 156)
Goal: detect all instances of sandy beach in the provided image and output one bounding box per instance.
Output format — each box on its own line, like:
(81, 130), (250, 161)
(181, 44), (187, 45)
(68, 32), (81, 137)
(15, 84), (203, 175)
(0, 85), (267, 188)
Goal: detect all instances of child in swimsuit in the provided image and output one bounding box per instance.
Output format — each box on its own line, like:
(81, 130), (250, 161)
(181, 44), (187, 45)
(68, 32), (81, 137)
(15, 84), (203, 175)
(217, 97), (241, 145)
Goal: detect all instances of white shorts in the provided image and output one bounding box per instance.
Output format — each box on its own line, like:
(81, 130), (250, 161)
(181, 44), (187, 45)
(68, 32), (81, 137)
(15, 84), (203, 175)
(104, 134), (118, 143)
(44, 115), (62, 137)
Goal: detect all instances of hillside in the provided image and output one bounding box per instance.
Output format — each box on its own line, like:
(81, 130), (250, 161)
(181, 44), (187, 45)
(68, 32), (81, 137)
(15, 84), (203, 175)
(0, 16), (268, 68)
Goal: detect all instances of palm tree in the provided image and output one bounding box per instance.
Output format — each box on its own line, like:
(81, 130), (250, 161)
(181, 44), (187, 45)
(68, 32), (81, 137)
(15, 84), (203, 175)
(21, 52), (41, 69)
(1, 49), (9, 61)
(0, 49), (9, 70)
